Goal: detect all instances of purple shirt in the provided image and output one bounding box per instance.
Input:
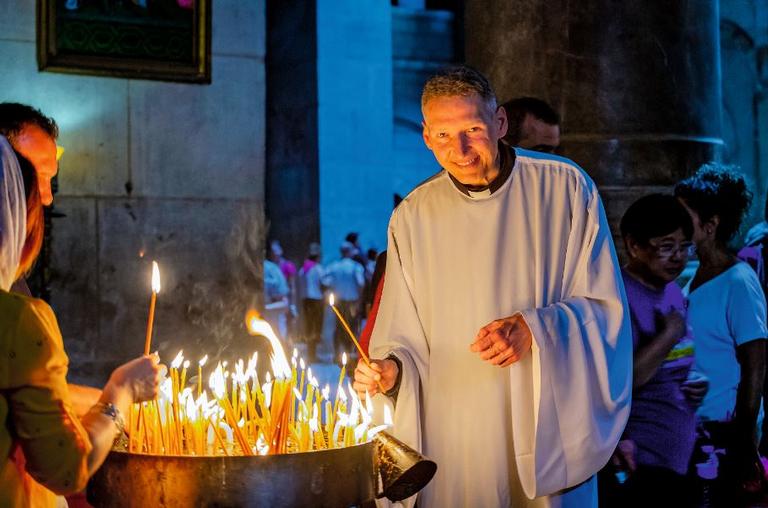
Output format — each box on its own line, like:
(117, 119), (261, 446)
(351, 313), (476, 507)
(621, 269), (696, 475)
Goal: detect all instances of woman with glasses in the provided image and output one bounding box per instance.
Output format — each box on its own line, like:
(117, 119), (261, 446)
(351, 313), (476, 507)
(599, 194), (702, 507)
(675, 163), (767, 505)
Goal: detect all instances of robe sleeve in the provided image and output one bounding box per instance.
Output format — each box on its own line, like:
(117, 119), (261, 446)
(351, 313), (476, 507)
(6, 298), (93, 495)
(513, 184), (632, 498)
(369, 211), (430, 508)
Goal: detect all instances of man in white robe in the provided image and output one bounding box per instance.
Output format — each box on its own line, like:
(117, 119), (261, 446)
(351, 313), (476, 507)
(354, 66), (632, 507)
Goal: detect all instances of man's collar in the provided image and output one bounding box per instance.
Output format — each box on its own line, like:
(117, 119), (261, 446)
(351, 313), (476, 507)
(448, 143), (515, 197)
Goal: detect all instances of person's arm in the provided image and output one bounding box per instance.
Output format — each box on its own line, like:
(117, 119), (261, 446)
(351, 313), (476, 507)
(734, 339), (766, 442)
(633, 309), (686, 388)
(726, 269), (768, 449)
(79, 356), (160, 476)
(67, 383), (102, 417)
(10, 300), (160, 494)
(471, 182), (632, 498)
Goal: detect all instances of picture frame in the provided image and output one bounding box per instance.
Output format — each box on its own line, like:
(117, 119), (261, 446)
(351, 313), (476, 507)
(37, 0), (211, 84)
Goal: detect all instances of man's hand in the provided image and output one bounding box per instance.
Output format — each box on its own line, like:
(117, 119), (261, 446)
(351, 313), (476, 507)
(470, 314), (532, 367)
(681, 371), (709, 409)
(353, 358), (398, 397)
(611, 439), (637, 473)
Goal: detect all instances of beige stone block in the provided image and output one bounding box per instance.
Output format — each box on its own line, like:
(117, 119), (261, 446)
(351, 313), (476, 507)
(96, 197), (265, 367)
(129, 55), (265, 200)
(0, 0), (35, 42)
(48, 197), (99, 366)
(0, 41), (130, 196)
(213, 0), (265, 58)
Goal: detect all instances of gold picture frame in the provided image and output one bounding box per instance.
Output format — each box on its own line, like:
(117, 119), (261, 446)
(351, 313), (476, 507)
(37, 0), (211, 84)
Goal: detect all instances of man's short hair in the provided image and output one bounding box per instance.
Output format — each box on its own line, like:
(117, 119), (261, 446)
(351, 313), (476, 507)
(0, 103), (59, 142)
(502, 97), (559, 146)
(421, 65), (497, 113)
(620, 194), (693, 244)
(340, 241), (355, 256)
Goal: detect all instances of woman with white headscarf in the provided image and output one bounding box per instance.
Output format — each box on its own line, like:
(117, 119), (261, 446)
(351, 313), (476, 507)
(0, 136), (161, 507)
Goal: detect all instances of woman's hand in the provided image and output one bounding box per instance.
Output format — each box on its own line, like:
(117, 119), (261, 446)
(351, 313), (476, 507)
(106, 354), (162, 405)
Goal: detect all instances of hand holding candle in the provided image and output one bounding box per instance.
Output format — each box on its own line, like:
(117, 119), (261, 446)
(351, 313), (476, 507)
(352, 358), (398, 398)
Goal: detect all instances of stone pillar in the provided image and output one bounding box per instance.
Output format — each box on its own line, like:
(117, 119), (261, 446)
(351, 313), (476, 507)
(465, 0), (723, 236)
(266, 1), (320, 259)
(316, 0), (394, 259)
(267, 0), (394, 261)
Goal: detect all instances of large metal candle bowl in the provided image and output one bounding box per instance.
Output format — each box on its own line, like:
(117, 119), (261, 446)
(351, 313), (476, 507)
(87, 312), (436, 507)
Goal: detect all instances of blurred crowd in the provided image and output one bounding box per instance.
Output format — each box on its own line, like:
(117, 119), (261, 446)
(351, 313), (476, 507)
(262, 233), (380, 363)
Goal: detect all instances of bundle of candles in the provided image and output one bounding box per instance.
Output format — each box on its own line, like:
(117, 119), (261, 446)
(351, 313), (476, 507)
(124, 315), (391, 457)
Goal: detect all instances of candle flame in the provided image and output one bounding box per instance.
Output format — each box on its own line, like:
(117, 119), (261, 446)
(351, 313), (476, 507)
(365, 391), (373, 415)
(299, 358), (305, 370)
(342, 352), (347, 366)
(199, 354), (208, 367)
(245, 310), (291, 379)
(183, 360), (190, 369)
(186, 395), (198, 420)
(384, 405), (393, 425)
(171, 350), (184, 369)
(208, 363), (226, 399)
(329, 293), (335, 306)
(151, 261), (161, 293)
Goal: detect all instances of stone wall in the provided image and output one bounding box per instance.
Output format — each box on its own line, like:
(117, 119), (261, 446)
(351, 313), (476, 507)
(392, 6), (455, 200)
(465, 0), (722, 254)
(0, 0), (266, 385)
(720, 0), (768, 234)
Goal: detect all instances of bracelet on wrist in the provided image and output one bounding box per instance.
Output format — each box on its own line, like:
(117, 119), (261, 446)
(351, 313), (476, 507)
(90, 402), (126, 438)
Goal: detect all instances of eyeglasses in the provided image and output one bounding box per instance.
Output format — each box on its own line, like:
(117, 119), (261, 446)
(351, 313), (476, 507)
(648, 241), (695, 258)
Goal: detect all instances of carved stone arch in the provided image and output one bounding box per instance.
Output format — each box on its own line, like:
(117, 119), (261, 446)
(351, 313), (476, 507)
(720, 19), (759, 169)
(720, 19), (755, 53)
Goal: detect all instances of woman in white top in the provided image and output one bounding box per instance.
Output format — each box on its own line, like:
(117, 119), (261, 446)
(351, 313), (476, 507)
(675, 163), (767, 502)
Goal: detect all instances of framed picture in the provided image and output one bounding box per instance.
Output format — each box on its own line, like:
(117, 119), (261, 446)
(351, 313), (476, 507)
(37, 0), (211, 84)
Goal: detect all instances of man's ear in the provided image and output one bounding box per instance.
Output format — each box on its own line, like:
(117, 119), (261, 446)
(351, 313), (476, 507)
(705, 215), (720, 236)
(624, 235), (640, 259)
(422, 121), (433, 150)
(496, 106), (508, 139)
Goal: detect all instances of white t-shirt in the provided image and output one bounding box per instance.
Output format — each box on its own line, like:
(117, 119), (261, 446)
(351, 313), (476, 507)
(683, 262), (768, 421)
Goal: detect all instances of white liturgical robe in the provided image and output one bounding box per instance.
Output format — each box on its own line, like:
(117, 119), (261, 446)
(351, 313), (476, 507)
(371, 148), (632, 507)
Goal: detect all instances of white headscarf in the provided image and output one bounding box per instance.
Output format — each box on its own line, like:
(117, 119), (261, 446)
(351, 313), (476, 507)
(0, 135), (26, 291)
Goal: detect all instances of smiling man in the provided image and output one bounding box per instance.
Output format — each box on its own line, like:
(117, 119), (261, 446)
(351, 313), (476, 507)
(354, 66), (632, 507)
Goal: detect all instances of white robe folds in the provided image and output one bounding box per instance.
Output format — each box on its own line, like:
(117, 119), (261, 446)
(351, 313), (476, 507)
(370, 149), (632, 507)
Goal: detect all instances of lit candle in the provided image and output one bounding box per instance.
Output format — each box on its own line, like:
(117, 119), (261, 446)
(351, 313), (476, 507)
(143, 261), (161, 355)
(328, 293), (385, 392)
(299, 358), (306, 398)
(180, 360), (190, 392)
(198, 355), (208, 398)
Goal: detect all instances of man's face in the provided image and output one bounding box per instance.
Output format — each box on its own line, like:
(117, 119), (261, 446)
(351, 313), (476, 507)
(13, 124), (58, 206)
(518, 114), (560, 153)
(422, 94), (507, 186)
